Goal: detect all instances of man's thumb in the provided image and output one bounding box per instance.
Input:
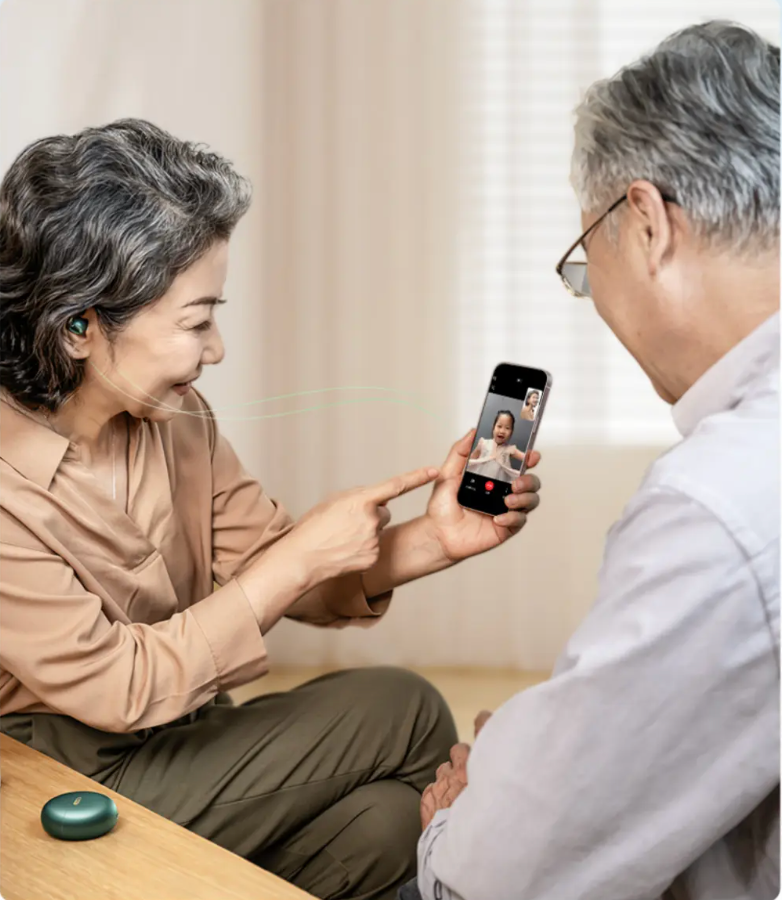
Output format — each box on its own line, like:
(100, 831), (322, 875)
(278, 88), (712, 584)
(474, 709), (492, 738)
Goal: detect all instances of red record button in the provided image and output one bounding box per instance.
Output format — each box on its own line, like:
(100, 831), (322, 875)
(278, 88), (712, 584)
(485, 481), (495, 491)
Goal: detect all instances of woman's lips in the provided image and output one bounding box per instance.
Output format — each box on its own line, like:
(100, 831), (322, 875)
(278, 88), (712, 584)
(172, 382), (191, 396)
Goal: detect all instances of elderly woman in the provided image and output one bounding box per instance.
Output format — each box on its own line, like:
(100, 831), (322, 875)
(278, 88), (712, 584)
(520, 391), (540, 421)
(0, 119), (541, 900)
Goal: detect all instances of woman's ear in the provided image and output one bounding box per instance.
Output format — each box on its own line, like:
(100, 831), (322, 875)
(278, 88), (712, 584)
(64, 311), (97, 360)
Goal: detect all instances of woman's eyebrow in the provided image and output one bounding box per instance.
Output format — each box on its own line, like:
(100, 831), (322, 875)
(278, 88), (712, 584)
(182, 296), (227, 308)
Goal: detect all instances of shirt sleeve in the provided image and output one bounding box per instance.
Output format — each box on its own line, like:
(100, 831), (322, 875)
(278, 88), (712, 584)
(206, 395), (392, 627)
(0, 531), (269, 733)
(417, 487), (780, 900)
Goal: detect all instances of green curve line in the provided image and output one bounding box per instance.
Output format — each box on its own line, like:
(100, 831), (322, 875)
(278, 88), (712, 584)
(189, 385), (429, 410)
(210, 395), (447, 422)
(88, 362), (440, 419)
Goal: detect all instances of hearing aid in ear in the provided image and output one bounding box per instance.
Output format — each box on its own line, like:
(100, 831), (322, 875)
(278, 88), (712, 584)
(66, 316), (88, 336)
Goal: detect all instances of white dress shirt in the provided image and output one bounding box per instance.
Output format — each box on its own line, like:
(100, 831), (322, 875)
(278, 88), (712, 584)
(418, 313), (780, 900)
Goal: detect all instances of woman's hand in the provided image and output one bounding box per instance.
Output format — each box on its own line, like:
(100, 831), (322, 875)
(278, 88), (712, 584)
(287, 466), (440, 587)
(423, 429), (541, 564)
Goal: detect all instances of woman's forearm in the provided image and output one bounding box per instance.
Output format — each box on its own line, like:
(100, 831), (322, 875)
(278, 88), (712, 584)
(235, 515), (454, 630)
(361, 516), (454, 598)
(235, 540), (315, 634)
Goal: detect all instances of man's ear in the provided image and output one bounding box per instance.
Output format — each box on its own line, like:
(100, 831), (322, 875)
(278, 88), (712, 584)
(625, 180), (676, 277)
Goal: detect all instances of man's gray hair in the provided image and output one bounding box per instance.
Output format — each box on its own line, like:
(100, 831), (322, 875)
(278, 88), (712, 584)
(571, 21), (780, 254)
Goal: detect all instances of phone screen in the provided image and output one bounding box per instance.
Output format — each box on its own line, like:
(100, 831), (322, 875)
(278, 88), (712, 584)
(457, 362), (550, 517)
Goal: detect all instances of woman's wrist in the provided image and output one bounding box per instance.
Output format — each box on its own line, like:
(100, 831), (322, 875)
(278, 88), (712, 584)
(236, 538), (320, 633)
(413, 514), (457, 573)
(360, 516), (453, 598)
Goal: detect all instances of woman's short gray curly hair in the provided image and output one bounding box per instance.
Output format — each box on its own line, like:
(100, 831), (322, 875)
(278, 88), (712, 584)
(0, 118), (251, 412)
(570, 20), (780, 255)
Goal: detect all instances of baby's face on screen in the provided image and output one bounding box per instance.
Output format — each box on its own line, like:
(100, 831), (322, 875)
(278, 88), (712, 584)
(493, 415), (513, 444)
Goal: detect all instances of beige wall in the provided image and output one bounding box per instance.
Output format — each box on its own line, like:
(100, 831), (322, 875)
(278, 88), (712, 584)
(0, 0), (667, 670)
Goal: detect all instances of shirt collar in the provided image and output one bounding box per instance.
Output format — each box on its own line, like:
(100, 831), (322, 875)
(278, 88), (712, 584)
(0, 395), (71, 489)
(673, 312), (780, 438)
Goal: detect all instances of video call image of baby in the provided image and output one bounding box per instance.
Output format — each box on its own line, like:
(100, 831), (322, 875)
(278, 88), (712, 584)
(465, 397), (535, 483)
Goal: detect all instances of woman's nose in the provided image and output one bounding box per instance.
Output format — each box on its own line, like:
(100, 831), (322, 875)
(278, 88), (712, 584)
(202, 324), (226, 366)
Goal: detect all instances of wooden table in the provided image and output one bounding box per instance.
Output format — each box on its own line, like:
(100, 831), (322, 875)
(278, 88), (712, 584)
(0, 734), (315, 900)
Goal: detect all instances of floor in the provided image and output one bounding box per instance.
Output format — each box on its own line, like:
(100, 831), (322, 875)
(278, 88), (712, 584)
(229, 667), (548, 743)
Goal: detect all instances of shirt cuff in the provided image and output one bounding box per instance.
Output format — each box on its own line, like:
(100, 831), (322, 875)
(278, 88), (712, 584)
(189, 578), (269, 688)
(323, 573), (393, 627)
(418, 810), (458, 900)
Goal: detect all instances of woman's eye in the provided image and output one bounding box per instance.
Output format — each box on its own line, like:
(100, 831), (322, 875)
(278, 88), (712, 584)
(192, 320), (212, 333)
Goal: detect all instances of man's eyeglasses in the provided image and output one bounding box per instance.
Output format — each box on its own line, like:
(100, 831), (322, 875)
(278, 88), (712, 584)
(555, 191), (677, 299)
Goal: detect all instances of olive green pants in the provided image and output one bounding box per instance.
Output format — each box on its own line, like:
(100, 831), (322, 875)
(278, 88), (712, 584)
(0, 667), (457, 900)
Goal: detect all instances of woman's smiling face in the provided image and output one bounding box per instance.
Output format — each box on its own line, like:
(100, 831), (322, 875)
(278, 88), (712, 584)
(74, 241), (230, 422)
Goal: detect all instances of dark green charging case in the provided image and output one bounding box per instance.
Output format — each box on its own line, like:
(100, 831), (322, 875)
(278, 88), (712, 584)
(41, 791), (119, 841)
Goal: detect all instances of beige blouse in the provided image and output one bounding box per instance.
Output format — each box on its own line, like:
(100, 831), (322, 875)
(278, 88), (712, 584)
(0, 388), (391, 732)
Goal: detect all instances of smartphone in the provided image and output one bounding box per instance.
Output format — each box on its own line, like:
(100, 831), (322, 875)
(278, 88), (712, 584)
(457, 362), (552, 517)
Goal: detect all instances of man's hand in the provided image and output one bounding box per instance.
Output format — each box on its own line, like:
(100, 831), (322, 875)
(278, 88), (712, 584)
(474, 709), (492, 736)
(420, 743), (471, 831)
(420, 711), (495, 831)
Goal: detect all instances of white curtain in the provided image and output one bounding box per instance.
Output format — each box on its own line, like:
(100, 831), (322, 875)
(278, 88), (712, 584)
(455, 0), (779, 445)
(0, 0), (777, 671)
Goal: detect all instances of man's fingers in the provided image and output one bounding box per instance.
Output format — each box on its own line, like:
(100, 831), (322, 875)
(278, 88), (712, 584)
(431, 776), (450, 804)
(450, 743), (471, 770)
(420, 785), (436, 831)
(367, 466), (440, 505)
(474, 710), (492, 737)
(444, 781), (467, 806)
(436, 761), (452, 780)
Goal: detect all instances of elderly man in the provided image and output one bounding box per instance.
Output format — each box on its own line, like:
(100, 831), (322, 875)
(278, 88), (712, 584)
(406, 20), (780, 900)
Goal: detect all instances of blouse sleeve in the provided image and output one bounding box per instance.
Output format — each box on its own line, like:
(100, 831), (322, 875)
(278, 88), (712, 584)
(0, 517), (269, 733)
